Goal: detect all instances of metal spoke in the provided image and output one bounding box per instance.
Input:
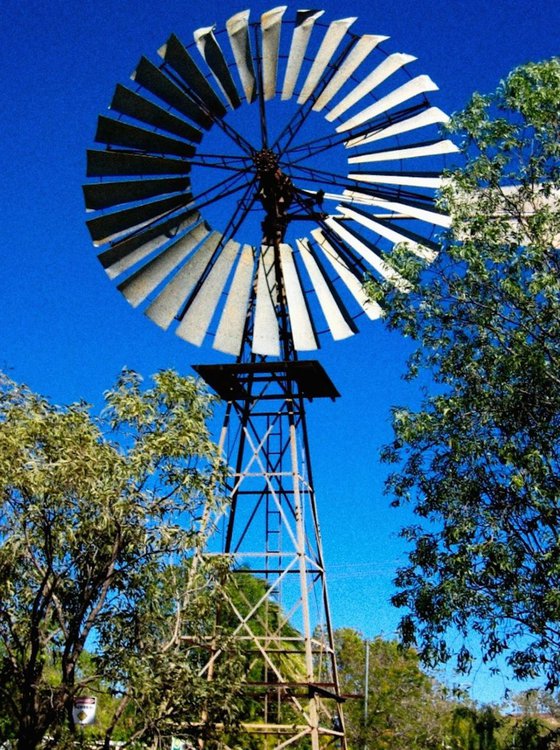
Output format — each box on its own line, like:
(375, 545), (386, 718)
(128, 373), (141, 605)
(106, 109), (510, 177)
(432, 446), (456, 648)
(282, 162), (437, 207)
(253, 20), (269, 149)
(216, 177), (260, 247)
(189, 154), (252, 171)
(210, 114), (257, 156)
(272, 33), (359, 156)
(191, 170), (256, 215)
(176, 178), (259, 321)
(280, 102), (430, 165)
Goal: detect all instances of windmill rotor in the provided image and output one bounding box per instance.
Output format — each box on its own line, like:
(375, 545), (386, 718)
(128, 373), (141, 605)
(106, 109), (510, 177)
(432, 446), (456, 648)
(84, 7), (456, 359)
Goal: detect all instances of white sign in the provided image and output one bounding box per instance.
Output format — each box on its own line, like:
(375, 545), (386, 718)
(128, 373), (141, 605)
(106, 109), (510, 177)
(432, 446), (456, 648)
(171, 738), (194, 750)
(72, 696), (97, 726)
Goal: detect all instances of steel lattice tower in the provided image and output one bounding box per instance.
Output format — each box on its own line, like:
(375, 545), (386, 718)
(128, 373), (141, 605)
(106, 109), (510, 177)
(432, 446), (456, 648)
(195, 360), (345, 748)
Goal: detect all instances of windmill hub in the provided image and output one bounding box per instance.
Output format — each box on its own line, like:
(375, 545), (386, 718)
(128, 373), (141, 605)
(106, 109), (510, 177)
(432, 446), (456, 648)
(252, 147), (280, 175)
(253, 148), (295, 244)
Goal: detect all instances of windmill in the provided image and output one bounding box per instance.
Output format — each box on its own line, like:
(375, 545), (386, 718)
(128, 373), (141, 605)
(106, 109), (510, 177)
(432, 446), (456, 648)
(84, 8), (456, 748)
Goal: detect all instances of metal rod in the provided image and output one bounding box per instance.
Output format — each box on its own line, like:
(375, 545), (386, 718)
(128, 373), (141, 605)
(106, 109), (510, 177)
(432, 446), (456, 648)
(364, 639), (369, 750)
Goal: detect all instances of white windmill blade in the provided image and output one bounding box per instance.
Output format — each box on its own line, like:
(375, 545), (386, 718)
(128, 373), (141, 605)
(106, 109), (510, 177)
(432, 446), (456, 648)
(334, 75), (439, 133)
(213, 244), (255, 356)
(297, 16), (357, 104)
(226, 10), (257, 103)
(296, 238), (356, 340)
(106, 85), (203, 144)
(157, 34), (227, 118)
(310, 228), (383, 320)
(337, 204), (438, 261)
(144, 230), (220, 329)
(130, 57), (212, 130)
(86, 147), (195, 178)
(88, 114), (196, 168)
(261, 6), (287, 101)
(324, 216), (411, 291)
(83, 175), (191, 215)
(87, 191), (193, 247)
(347, 171), (447, 189)
(312, 34), (388, 111)
(194, 25), (242, 109)
(478, 184), (560, 217)
(348, 138), (460, 163)
(278, 243), (318, 350)
(281, 10), (325, 100)
(452, 184), (560, 248)
(345, 106), (450, 148)
(299, 188), (413, 218)
(325, 53), (417, 121)
(103, 211), (201, 280)
(175, 239), (240, 346)
(117, 222), (211, 308)
(341, 190), (452, 227)
(253, 245), (280, 356)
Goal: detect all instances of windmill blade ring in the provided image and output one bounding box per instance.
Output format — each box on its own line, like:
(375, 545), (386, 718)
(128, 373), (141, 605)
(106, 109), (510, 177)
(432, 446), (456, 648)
(84, 8), (457, 358)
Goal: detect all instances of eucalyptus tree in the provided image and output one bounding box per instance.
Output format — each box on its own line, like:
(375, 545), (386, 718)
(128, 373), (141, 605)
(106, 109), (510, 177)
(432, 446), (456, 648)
(370, 59), (560, 686)
(335, 628), (452, 750)
(0, 369), (241, 750)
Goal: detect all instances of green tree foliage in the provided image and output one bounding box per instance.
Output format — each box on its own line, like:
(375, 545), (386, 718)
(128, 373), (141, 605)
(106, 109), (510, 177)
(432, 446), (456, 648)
(335, 628), (451, 749)
(504, 718), (557, 750)
(501, 690), (560, 750)
(450, 704), (504, 750)
(211, 572), (309, 749)
(0, 369), (242, 750)
(367, 59), (560, 686)
(335, 629), (554, 750)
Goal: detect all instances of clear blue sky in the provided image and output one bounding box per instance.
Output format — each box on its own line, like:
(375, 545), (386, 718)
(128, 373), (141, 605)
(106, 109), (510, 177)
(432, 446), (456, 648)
(1, 0), (558, 703)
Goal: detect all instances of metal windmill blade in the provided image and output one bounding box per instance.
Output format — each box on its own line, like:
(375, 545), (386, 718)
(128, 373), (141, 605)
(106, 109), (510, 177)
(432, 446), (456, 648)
(84, 9), (457, 360)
